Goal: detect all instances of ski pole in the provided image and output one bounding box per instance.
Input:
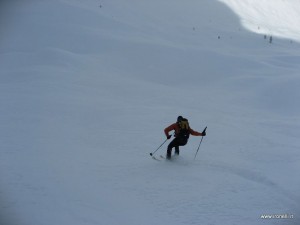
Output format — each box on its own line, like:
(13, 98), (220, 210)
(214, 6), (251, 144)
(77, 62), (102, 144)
(194, 126), (207, 160)
(150, 138), (168, 156)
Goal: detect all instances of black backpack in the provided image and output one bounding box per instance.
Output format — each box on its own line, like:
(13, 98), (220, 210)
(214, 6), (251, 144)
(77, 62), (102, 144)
(177, 118), (190, 140)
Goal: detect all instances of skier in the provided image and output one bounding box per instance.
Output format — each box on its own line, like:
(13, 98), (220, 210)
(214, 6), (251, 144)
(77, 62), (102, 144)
(164, 116), (206, 159)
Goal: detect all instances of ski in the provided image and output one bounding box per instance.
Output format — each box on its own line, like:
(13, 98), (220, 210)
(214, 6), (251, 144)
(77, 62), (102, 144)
(151, 156), (162, 161)
(151, 155), (166, 161)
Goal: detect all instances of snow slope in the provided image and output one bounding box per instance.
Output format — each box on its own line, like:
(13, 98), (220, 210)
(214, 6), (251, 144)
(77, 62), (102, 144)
(220, 0), (300, 42)
(0, 0), (300, 225)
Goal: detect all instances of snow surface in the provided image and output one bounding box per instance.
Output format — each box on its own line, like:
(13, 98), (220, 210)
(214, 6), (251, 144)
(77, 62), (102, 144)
(0, 0), (300, 225)
(220, 0), (300, 42)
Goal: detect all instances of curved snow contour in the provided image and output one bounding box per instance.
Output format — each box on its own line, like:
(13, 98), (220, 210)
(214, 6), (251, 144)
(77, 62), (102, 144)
(219, 0), (300, 42)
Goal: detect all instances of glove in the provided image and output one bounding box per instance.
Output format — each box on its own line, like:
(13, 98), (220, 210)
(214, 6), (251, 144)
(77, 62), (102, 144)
(167, 135), (172, 139)
(202, 131), (206, 136)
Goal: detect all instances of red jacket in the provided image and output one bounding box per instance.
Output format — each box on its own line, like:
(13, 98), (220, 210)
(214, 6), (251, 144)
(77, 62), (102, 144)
(164, 123), (203, 138)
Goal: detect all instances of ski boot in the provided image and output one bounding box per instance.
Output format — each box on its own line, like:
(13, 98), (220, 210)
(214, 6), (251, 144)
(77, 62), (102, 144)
(166, 149), (172, 160)
(175, 147), (179, 156)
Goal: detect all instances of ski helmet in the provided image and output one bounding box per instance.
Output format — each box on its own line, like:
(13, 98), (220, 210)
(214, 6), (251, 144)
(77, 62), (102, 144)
(177, 116), (183, 122)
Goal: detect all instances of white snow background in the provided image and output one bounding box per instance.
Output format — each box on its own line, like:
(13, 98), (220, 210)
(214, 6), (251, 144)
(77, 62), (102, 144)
(0, 0), (300, 224)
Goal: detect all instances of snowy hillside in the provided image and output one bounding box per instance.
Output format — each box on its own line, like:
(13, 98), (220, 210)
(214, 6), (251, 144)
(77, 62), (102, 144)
(220, 0), (300, 42)
(0, 0), (300, 225)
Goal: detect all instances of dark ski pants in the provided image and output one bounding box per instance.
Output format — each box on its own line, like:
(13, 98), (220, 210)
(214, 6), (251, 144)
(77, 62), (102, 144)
(167, 137), (188, 159)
